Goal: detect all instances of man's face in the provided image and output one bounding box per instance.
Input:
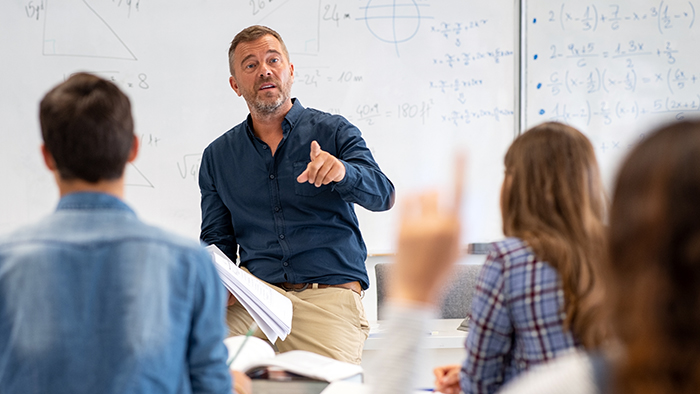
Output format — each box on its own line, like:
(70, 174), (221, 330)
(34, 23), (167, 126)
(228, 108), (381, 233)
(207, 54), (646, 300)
(229, 35), (294, 115)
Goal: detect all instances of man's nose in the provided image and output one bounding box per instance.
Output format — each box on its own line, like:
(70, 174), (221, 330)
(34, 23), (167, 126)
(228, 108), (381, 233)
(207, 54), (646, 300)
(259, 64), (272, 77)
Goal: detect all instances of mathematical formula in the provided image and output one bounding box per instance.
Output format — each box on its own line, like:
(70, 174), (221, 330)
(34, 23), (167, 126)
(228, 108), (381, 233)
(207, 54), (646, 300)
(350, 100), (434, 126)
(540, 66), (700, 96)
(536, 1), (696, 34)
(433, 48), (514, 67)
(539, 95), (700, 126)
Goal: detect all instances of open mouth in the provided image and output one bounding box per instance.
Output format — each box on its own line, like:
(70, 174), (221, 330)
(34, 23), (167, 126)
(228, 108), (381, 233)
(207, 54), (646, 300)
(259, 83), (276, 90)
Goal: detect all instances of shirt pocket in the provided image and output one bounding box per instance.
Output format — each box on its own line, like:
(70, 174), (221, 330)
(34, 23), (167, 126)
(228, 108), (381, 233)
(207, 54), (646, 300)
(293, 160), (330, 197)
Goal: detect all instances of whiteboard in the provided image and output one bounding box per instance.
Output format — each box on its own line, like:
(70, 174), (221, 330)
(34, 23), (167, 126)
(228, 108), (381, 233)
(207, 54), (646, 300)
(523, 0), (700, 188)
(0, 0), (518, 254)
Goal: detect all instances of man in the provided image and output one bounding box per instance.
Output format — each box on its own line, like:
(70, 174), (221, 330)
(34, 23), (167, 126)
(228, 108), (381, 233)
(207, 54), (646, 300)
(199, 25), (395, 364)
(0, 73), (248, 394)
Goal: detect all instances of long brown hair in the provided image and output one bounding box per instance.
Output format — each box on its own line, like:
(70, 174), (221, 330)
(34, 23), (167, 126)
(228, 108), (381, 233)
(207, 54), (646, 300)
(501, 122), (606, 348)
(608, 120), (700, 394)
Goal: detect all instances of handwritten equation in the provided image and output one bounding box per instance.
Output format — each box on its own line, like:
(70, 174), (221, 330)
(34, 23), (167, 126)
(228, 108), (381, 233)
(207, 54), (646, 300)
(431, 20), (489, 39)
(541, 66), (700, 96)
(537, 1), (696, 34)
(350, 101), (434, 126)
(596, 133), (647, 153)
(543, 41), (679, 66)
(442, 107), (514, 126)
(25, 0), (140, 21)
(430, 78), (484, 93)
(177, 154), (202, 183)
(69, 71), (150, 90)
(433, 48), (514, 67)
(24, 0), (43, 20)
(540, 95), (700, 126)
(430, 19), (489, 47)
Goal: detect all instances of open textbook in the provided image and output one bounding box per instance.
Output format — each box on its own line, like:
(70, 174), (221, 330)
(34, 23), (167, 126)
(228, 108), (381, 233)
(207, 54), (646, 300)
(224, 336), (363, 383)
(206, 245), (292, 342)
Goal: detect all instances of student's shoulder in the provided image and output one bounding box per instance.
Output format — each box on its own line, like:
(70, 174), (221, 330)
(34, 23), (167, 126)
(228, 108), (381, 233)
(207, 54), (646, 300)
(0, 221), (46, 249)
(132, 222), (210, 262)
(489, 237), (534, 263)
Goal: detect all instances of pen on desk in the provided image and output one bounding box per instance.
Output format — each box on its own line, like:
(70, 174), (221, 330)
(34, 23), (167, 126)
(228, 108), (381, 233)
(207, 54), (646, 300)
(226, 321), (258, 367)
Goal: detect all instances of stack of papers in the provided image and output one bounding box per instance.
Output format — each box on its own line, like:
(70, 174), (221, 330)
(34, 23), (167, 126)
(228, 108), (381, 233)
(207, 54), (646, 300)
(206, 245), (293, 342)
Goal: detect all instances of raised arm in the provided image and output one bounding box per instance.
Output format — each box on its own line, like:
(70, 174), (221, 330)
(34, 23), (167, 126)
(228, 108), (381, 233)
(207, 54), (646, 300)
(371, 157), (463, 394)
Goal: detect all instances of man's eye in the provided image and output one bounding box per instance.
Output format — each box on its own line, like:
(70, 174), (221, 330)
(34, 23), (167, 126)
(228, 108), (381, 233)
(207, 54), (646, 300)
(270, 58), (279, 63)
(245, 63), (255, 69)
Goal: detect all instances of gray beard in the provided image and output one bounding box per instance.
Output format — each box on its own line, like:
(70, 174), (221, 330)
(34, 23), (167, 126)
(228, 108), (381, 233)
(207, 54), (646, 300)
(252, 95), (285, 115)
(253, 94), (289, 116)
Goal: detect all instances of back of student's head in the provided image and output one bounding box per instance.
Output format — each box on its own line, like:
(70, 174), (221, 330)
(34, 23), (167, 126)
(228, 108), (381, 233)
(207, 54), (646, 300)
(501, 121), (606, 347)
(608, 120), (700, 394)
(39, 72), (134, 183)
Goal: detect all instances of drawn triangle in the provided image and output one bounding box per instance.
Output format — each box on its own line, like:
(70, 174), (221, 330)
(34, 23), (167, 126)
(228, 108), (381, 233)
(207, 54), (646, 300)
(125, 163), (154, 188)
(43, 0), (137, 60)
(258, 0), (321, 55)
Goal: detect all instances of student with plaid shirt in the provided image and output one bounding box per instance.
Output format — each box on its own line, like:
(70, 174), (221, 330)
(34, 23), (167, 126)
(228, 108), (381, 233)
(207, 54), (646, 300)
(498, 120), (700, 394)
(434, 122), (607, 394)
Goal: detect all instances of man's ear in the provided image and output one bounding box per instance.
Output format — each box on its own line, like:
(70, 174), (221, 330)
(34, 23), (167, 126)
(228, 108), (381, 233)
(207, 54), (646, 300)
(229, 76), (242, 97)
(289, 63), (295, 83)
(41, 144), (57, 171)
(127, 135), (139, 163)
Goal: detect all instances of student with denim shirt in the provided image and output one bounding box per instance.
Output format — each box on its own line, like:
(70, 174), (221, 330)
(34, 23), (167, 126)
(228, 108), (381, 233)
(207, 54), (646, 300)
(0, 73), (249, 394)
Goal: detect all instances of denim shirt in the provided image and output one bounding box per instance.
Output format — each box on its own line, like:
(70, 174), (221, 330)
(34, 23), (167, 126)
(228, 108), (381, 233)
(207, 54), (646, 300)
(0, 192), (231, 394)
(199, 99), (394, 289)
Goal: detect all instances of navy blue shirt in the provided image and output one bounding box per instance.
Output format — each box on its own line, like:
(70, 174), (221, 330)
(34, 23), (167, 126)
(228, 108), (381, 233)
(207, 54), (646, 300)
(199, 99), (394, 289)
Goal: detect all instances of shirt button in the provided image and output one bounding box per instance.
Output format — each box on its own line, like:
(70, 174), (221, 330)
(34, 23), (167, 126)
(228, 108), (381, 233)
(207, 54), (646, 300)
(274, 206), (280, 212)
(283, 261), (289, 267)
(279, 234), (285, 240)
(262, 145), (268, 150)
(269, 174), (275, 180)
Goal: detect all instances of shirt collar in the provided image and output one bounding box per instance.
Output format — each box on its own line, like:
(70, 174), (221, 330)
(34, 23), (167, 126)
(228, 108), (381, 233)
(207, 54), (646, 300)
(56, 192), (135, 215)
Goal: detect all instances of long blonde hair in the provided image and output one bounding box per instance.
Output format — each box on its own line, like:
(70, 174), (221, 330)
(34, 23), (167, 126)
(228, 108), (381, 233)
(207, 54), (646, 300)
(501, 122), (606, 348)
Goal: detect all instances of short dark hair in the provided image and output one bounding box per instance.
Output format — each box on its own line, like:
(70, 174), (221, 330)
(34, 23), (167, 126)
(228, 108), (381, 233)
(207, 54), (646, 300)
(39, 72), (134, 183)
(228, 25), (289, 76)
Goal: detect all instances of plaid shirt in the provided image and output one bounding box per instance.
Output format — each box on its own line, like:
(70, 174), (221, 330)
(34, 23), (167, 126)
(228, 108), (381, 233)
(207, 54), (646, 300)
(460, 237), (578, 394)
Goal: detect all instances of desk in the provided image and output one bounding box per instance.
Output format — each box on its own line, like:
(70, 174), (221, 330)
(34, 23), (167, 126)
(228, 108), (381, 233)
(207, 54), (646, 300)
(362, 318), (467, 389)
(320, 381), (430, 394)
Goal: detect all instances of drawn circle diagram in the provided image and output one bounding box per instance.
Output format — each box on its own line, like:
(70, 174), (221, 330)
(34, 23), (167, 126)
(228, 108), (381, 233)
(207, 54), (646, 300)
(363, 0), (422, 44)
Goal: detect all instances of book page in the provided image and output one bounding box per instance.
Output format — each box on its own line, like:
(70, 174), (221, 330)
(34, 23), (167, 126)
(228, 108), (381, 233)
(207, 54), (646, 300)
(224, 336), (275, 371)
(243, 350), (364, 383)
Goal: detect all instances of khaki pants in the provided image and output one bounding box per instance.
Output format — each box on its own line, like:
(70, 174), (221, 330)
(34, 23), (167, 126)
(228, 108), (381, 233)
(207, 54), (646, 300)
(226, 274), (369, 365)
